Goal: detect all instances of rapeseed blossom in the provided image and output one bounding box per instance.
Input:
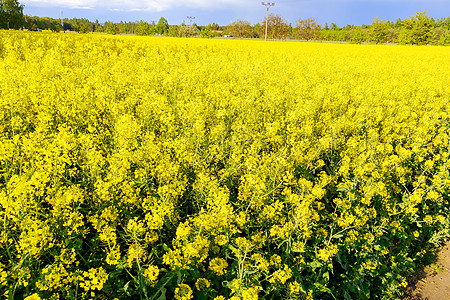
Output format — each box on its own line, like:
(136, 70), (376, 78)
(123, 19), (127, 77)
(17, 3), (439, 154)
(1, 30), (449, 300)
(174, 283), (193, 300)
(209, 257), (229, 276)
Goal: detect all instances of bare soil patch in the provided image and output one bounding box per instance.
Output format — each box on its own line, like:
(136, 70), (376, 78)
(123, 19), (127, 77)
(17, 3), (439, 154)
(404, 239), (450, 300)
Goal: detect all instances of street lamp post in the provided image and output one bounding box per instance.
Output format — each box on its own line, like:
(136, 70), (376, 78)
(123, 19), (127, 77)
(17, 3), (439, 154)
(60, 10), (64, 32)
(187, 16), (196, 27)
(261, 2), (275, 41)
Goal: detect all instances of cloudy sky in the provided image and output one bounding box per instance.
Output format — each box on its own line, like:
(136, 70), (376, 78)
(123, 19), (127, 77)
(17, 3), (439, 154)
(22, 0), (450, 26)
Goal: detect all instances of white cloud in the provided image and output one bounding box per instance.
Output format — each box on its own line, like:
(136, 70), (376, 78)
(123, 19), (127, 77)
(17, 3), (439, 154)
(21, 0), (249, 12)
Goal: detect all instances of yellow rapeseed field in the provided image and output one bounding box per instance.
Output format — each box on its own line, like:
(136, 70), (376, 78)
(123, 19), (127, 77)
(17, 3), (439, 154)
(0, 30), (449, 299)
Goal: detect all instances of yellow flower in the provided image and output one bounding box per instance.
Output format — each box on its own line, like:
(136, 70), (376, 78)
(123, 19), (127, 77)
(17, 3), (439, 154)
(400, 279), (408, 288)
(4, 29), (450, 299)
(269, 265), (293, 284)
(80, 267), (109, 291)
(242, 287), (259, 300)
(126, 217), (146, 237)
(214, 234), (228, 246)
(24, 294), (42, 300)
(126, 243), (147, 267)
(106, 246), (121, 265)
(174, 283), (193, 300)
(209, 257), (229, 276)
(289, 281), (302, 295)
(317, 244), (338, 262)
(145, 230), (159, 244)
(270, 254), (282, 267)
(195, 278), (210, 291)
(144, 265), (159, 285)
(362, 261), (377, 271)
(251, 253), (269, 272)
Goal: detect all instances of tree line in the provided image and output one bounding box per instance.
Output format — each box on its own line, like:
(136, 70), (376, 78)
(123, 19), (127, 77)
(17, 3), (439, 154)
(19, 15), (225, 38)
(227, 12), (450, 45)
(2, 0), (450, 46)
(0, 0), (23, 29)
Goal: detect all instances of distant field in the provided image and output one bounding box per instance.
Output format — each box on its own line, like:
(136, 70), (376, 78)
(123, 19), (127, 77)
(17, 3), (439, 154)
(0, 31), (449, 300)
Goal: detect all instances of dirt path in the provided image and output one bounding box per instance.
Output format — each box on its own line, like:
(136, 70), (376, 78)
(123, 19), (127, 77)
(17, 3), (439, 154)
(405, 240), (450, 299)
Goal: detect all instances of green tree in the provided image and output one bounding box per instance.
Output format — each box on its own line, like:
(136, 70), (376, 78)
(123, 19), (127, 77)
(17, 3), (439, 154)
(74, 23), (89, 33)
(105, 21), (118, 35)
(436, 17), (450, 30)
(211, 22), (220, 30)
(387, 28), (401, 43)
(167, 25), (178, 37)
(50, 20), (62, 32)
(201, 23), (214, 38)
(155, 17), (169, 35)
(410, 11), (434, 45)
(0, 0), (24, 29)
(65, 18), (91, 32)
(394, 18), (403, 29)
(398, 17), (414, 44)
(399, 11), (435, 45)
(294, 18), (321, 40)
(134, 21), (151, 36)
(438, 30), (450, 45)
(94, 19), (100, 31)
(23, 15), (36, 30)
(370, 16), (389, 43)
(226, 19), (255, 38)
(260, 14), (290, 39)
(120, 22), (130, 34)
(27, 21), (37, 31)
(350, 26), (367, 44)
(95, 25), (104, 33)
(175, 23), (200, 37)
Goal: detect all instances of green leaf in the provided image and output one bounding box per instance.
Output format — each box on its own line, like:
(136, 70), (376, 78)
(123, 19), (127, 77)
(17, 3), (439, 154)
(123, 280), (131, 296)
(163, 244), (170, 252)
(322, 271), (330, 284)
(344, 290), (352, 300)
(177, 269), (182, 285)
(310, 260), (323, 269)
(336, 252), (348, 271)
(157, 287), (167, 300)
(139, 273), (148, 298)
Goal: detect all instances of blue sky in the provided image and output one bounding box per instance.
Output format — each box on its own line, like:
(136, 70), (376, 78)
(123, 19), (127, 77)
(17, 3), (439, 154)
(22, 0), (450, 26)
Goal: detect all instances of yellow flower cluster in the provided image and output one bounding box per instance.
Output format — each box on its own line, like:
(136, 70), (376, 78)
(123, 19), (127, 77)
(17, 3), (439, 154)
(79, 267), (109, 291)
(269, 264), (293, 284)
(144, 265), (159, 285)
(174, 283), (193, 300)
(317, 244), (339, 262)
(209, 257), (229, 276)
(1, 30), (449, 299)
(195, 278), (210, 291)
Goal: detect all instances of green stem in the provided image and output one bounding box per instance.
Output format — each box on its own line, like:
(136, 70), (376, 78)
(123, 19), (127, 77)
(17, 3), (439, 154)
(149, 273), (175, 300)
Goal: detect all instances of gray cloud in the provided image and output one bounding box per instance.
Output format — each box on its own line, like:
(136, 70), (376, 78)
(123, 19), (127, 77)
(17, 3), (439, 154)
(22, 0), (250, 12)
